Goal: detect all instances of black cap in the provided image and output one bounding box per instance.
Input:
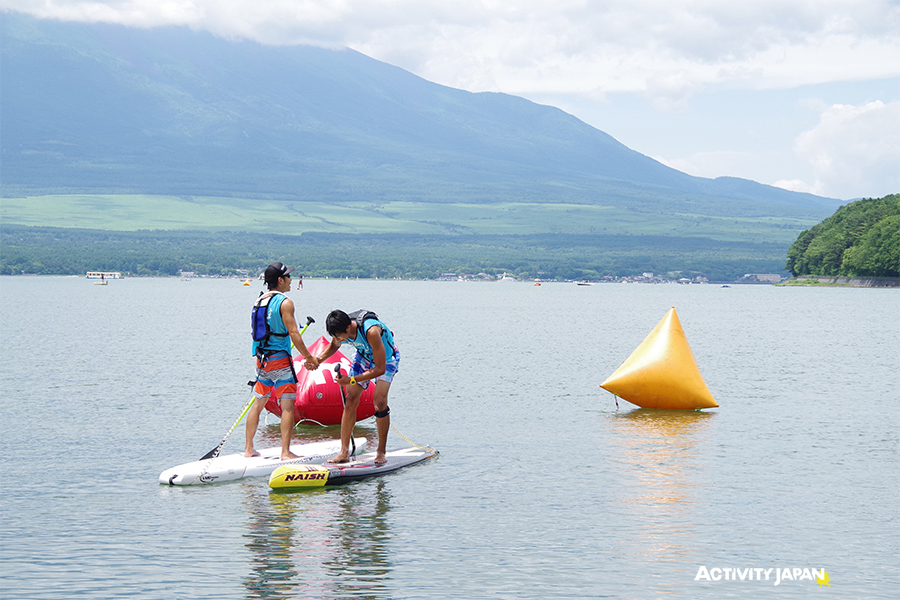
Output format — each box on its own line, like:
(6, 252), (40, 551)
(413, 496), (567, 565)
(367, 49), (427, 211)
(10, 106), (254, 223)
(264, 262), (295, 287)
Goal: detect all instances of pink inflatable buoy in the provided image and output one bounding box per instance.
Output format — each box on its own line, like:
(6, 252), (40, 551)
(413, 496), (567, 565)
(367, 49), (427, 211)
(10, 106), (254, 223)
(265, 336), (376, 425)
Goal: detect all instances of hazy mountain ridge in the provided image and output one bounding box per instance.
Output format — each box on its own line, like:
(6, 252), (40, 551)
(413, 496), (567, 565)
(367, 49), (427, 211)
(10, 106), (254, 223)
(1, 12), (839, 218)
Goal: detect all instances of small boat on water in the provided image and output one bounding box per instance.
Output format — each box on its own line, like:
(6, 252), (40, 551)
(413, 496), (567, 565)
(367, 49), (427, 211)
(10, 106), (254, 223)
(87, 271), (119, 285)
(243, 279), (251, 286)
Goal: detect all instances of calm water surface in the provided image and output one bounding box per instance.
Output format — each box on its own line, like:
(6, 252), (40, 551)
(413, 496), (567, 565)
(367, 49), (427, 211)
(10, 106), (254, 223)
(0, 277), (897, 599)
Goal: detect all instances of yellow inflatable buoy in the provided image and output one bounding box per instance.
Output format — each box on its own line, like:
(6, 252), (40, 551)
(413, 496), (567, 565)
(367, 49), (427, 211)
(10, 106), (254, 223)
(600, 307), (718, 410)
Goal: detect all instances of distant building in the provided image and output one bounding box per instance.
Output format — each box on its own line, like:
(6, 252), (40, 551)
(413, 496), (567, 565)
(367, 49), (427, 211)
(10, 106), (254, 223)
(743, 273), (783, 283)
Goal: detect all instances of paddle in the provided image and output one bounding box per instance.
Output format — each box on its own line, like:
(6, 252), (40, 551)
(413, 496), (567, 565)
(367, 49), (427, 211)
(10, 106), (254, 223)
(200, 315), (315, 460)
(200, 384), (256, 460)
(333, 363), (356, 459)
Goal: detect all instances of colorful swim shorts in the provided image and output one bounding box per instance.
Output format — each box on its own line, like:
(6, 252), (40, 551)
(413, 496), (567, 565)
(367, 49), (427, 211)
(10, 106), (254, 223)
(350, 347), (400, 389)
(254, 352), (297, 401)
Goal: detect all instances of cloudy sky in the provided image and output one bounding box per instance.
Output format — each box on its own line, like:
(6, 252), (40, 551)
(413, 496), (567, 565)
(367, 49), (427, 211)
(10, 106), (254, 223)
(4, 0), (899, 200)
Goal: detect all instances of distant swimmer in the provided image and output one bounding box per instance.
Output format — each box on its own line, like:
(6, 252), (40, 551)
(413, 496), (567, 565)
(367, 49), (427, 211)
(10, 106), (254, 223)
(245, 262), (319, 460)
(317, 309), (399, 465)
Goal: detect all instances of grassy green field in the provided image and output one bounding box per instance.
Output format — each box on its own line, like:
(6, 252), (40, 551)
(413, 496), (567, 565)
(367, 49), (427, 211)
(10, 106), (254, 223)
(1, 193), (816, 280)
(1, 194), (818, 244)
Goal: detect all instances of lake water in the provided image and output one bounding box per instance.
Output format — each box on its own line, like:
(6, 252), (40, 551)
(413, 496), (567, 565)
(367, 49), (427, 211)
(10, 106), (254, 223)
(0, 276), (897, 599)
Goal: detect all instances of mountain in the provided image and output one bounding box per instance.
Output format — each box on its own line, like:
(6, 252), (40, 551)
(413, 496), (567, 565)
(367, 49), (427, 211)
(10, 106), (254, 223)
(1, 11), (839, 219)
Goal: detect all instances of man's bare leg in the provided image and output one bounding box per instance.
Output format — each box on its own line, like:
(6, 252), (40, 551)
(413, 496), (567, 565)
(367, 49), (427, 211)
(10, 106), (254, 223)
(373, 380), (391, 465)
(279, 395), (300, 460)
(243, 397), (266, 457)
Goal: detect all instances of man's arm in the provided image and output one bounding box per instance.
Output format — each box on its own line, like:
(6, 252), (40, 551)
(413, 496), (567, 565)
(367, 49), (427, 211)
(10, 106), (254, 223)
(315, 338), (342, 364)
(359, 325), (387, 381)
(280, 298), (317, 367)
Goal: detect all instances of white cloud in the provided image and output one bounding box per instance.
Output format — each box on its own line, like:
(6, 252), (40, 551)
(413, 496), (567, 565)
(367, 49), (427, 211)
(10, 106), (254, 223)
(776, 101), (900, 199)
(5, 0), (899, 98)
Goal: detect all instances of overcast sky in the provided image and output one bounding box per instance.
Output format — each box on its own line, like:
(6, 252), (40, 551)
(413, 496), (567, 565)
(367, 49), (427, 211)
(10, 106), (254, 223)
(4, 0), (899, 200)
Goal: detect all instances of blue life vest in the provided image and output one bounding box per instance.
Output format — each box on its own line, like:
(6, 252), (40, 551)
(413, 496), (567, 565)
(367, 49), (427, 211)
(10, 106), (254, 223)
(251, 292), (291, 357)
(344, 311), (396, 362)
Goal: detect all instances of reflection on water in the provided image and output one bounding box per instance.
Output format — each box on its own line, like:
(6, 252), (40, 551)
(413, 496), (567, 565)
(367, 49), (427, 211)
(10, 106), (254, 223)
(244, 489), (299, 599)
(607, 409), (715, 563)
(242, 480), (393, 600)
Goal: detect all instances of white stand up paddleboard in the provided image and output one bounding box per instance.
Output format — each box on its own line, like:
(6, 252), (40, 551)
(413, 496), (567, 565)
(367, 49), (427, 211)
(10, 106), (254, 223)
(269, 446), (438, 489)
(159, 437), (368, 486)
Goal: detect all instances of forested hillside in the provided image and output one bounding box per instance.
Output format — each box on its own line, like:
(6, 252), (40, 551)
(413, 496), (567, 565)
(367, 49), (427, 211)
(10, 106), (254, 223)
(0, 226), (788, 282)
(786, 194), (900, 277)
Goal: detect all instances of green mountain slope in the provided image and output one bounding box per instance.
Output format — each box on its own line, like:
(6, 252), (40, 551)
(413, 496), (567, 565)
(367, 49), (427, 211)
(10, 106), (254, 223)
(1, 12), (839, 218)
(0, 12), (850, 280)
(0, 193), (816, 243)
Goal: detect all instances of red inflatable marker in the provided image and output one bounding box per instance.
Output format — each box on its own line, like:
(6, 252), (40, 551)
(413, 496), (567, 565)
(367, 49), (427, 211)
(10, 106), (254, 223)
(265, 336), (376, 425)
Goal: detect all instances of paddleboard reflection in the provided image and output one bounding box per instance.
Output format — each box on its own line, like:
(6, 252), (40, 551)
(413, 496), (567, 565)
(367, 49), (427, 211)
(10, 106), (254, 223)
(242, 479), (393, 599)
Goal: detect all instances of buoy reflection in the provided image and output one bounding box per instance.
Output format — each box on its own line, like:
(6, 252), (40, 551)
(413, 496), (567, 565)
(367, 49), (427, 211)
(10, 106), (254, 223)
(607, 409), (715, 562)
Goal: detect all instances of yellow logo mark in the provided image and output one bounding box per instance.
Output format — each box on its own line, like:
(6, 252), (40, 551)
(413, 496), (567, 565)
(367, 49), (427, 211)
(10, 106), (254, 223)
(816, 571), (830, 588)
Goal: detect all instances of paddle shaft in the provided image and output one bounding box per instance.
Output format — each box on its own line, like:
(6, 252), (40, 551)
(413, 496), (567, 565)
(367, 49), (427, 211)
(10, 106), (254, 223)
(334, 363), (357, 457)
(289, 316), (315, 352)
(200, 385), (256, 460)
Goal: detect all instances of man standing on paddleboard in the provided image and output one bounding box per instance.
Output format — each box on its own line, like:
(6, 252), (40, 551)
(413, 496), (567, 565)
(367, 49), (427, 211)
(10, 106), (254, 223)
(316, 309), (399, 465)
(245, 262), (319, 460)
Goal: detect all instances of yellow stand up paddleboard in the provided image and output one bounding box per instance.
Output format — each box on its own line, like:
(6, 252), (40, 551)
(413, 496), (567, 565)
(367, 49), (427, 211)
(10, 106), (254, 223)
(601, 307), (718, 410)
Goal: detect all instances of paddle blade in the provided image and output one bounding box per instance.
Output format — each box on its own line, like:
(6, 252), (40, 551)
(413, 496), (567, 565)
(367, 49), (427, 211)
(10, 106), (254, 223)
(199, 445), (222, 461)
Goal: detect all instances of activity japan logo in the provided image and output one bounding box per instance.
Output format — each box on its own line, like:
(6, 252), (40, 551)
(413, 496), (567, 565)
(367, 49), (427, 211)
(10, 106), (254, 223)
(694, 566), (831, 587)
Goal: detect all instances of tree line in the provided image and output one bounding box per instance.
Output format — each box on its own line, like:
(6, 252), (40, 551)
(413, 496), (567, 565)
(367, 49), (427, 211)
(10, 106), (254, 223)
(786, 194), (900, 278)
(1, 225), (790, 282)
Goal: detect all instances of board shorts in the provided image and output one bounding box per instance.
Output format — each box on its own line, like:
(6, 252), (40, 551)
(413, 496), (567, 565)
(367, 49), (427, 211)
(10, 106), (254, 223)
(254, 352), (297, 402)
(350, 347), (400, 389)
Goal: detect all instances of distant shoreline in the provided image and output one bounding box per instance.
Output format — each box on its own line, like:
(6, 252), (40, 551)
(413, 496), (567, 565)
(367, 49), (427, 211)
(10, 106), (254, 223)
(5, 273), (898, 288)
(778, 276), (900, 288)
